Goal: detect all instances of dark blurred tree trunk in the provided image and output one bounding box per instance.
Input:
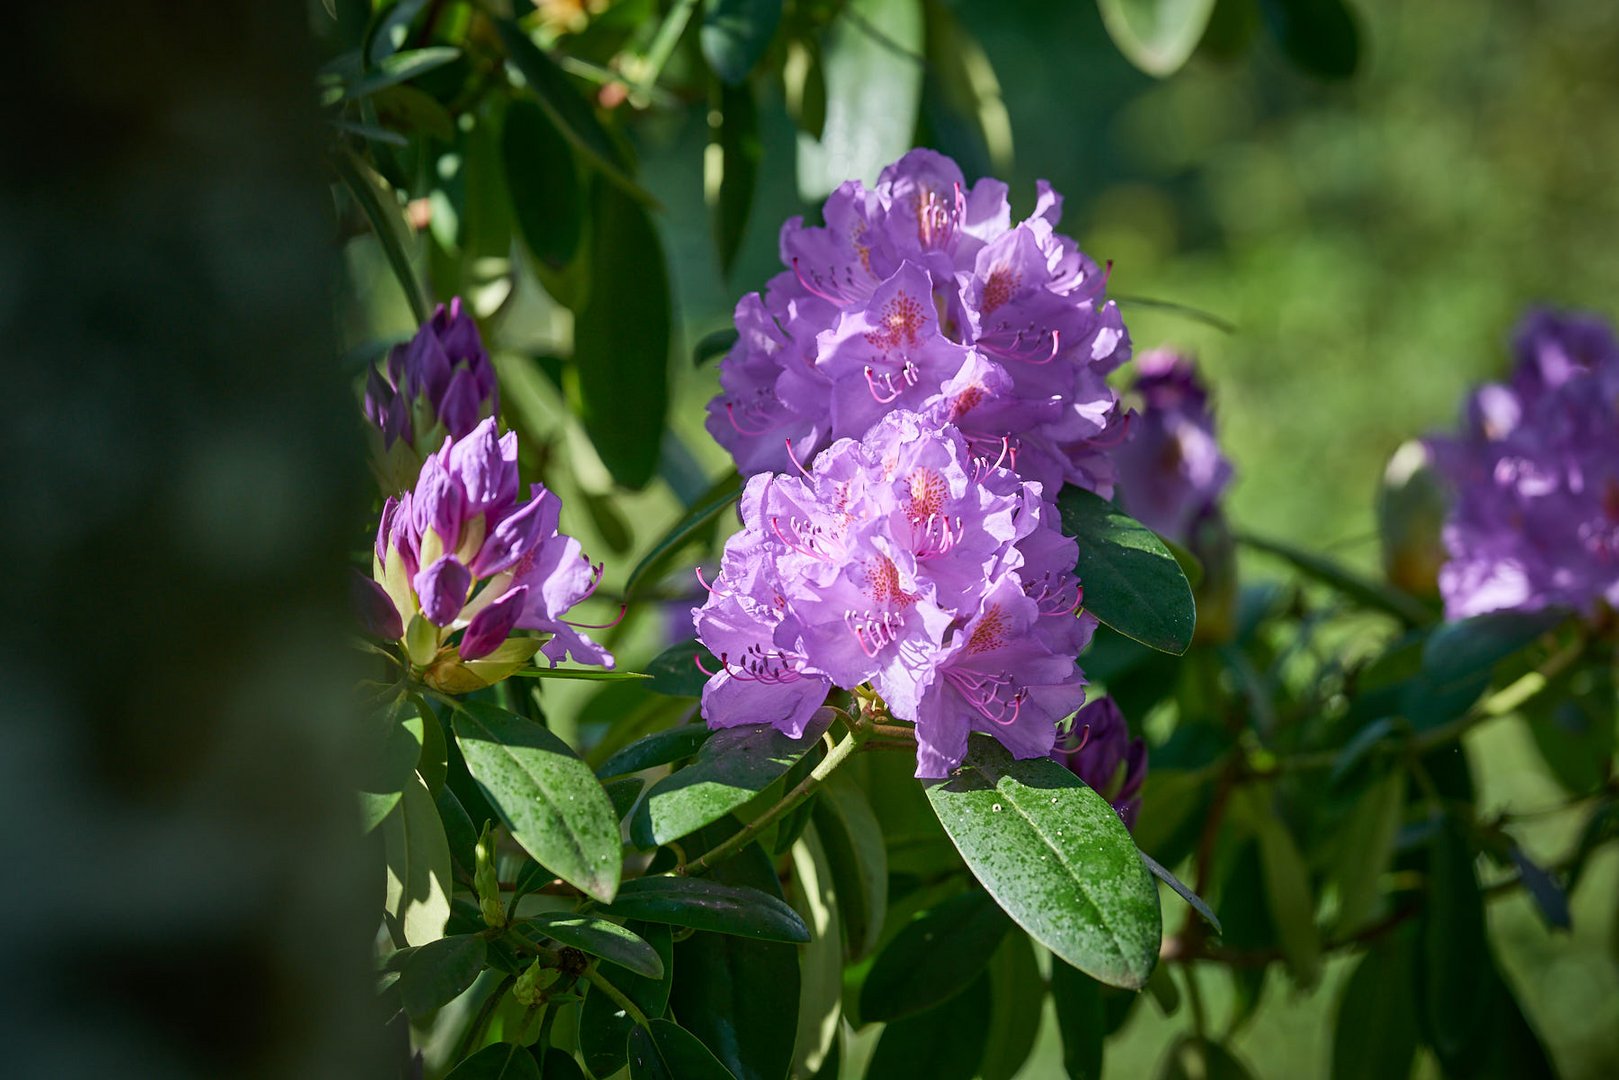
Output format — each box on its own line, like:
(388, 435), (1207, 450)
(1, 3), (383, 1076)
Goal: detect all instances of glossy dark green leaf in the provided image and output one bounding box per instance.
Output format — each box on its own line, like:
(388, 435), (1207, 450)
(669, 840), (798, 1080)
(1058, 486), (1196, 655)
(1419, 821), (1493, 1075)
(597, 726), (714, 779)
(708, 79), (760, 277)
(435, 783), (478, 880)
(1096, 0), (1218, 77)
(445, 1042), (543, 1080)
(510, 913), (664, 979)
(1329, 770), (1405, 934)
(811, 769), (888, 959)
(628, 1019), (738, 1080)
(451, 701), (623, 903)
(382, 771), (453, 945)
(334, 147), (426, 322)
(860, 889), (1009, 1022)
(573, 177), (670, 490)
(605, 776), (647, 821)
(701, 0), (782, 84)
(625, 472), (743, 599)
(604, 875), (810, 943)
(1259, 0), (1361, 81)
(579, 921), (675, 1079)
(866, 973), (990, 1080)
(541, 1049), (588, 1080)
(1238, 532), (1433, 626)
(1050, 960), (1104, 1080)
(340, 46), (461, 101)
(399, 933), (487, 1018)
(980, 931), (1043, 1080)
(631, 710), (833, 847)
(796, 0), (924, 201)
(503, 98), (583, 270)
(1157, 1037), (1256, 1080)
(1332, 933), (1420, 1080)
(693, 327), (739, 366)
(1139, 852), (1222, 935)
(1401, 609), (1567, 730)
(925, 736), (1162, 990)
(640, 640), (720, 700)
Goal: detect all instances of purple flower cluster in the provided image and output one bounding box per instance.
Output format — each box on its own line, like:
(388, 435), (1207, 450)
(706, 150), (1131, 496)
(1051, 697), (1147, 829)
(1113, 350), (1233, 545)
(361, 417), (614, 685)
(365, 299), (500, 458)
(693, 411), (1096, 778)
(1429, 309), (1619, 620)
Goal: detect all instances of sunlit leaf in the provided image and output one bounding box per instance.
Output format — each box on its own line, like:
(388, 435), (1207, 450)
(1058, 486), (1196, 654)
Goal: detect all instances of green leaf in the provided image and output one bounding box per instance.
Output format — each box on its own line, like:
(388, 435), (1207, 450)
(606, 777), (647, 820)
(1418, 820), (1493, 1076)
(503, 98), (583, 270)
(920, 0), (1013, 180)
(597, 726), (714, 779)
(1051, 960), (1105, 1080)
(1329, 770), (1405, 934)
(573, 177), (671, 490)
(1157, 1037), (1256, 1080)
(333, 147), (426, 323)
(1259, 0), (1361, 81)
(1524, 656), (1616, 795)
(360, 790), (402, 832)
(1096, 0), (1218, 77)
(859, 889), (1010, 1022)
(701, 0), (783, 85)
(540, 1049), (588, 1080)
(796, 0), (924, 201)
(1400, 609), (1567, 730)
(980, 931), (1043, 1080)
(925, 736), (1162, 990)
(707, 79), (761, 277)
(445, 1042), (543, 1080)
(1238, 532), (1433, 626)
(1058, 486), (1196, 655)
(1240, 787), (1321, 987)
(603, 876), (811, 943)
(340, 46), (461, 101)
(382, 770), (454, 945)
(788, 823), (843, 1078)
(631, 710), (834, 847)
(451, 701), (623, 903)
(625, 471), (743, 599)
(436, 783), (479, 880)
(642, 640), (721, 699)
(810, 770), (888, 959)
(1331, 932), (1420, 1080)
(359, 694), (425, 796)
(866, 972), (991, 1080)
(579, 921), (674, 1079)
(507, 667), (651, 682)
(693, 327), (739, 366)
(510, 913), (664, 979)
(1139, 851), (1222, 935)
(399, 933), (488, 1018)
(628, 1019), (738, 1080)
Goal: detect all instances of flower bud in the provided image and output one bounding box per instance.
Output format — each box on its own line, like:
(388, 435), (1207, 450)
(513, 960), (560, 1007)
(475, 821), (505, 929)
(1378, 439), (1448, 600)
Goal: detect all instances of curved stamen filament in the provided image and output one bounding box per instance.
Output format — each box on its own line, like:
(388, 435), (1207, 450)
(979, 328), (1060, 364)
(785, 437), (813, 479)
(845, 609), (905, 658)
(726, 401), (776, 437)
(563, 603), (626, 630)
(947, 668), (1026, 726)
(792, 257), (856, 306)
(694, 566), (717, 594)
(722, 643), (804, 684)
(915, 513), (966, 559)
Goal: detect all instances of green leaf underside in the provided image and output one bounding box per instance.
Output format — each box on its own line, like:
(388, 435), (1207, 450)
(451, 701), (622, 903)
(1139, 851), (1222, 935)
(632, 711), (833, 847)
(509, 913), (664, 979)
(1096, 0), (1218, 77)
(603, 876), (811, 943)
(1058, 486), (1195, 654)
(702, 0), (784, 85)
(859, 888), (1010, 1022)
(926, 737), (1161, 989)
(399, 933), (487, 1018)
(382, 770), (453, 946)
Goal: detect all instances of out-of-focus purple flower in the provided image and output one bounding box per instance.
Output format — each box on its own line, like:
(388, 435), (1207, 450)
(364, 299), (501, 488)
(705, 149), (1131, 495)
(693, 410), (1096, 778)
(1113, 351), (1233, 545)
(371, 417), (614, 690)
(1050, 697), (1147, 829)
(1428, 309), (1619, 620)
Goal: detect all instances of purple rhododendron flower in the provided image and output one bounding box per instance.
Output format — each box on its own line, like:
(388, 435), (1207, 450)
(1051, 696), (1147, 829)
(706, 149), (1131, 496)
(365, 298), (500, 453)
(1113, 350), (1233, 544)
(693, 410), (1096, 778)
(370, 417), (615, 674)
(1428, 309), (1619, 620)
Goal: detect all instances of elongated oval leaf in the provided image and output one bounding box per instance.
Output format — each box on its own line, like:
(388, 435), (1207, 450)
(510, 913), (664, 979)
(866, 973), (991, 1080)
(1051, 960), (1105, 1080)
(579, 921), (674, 1079)
(631, 710), (834, 847)
(341, 46), (461, 101)
(860, 889), (1009, 1022)
(810, 770), (888, 959)
(1139, 851), (1221, 935)
(644, 639), (721, 698)
(382, 770), (453, 945)
(334, 147), (427, 323)
(625, 471), (742, 599)
(980, 931), (1044, 1080)
(399, 933), (487, 1018)
(1329, 770), (1406, 934)
(1238, 531), (1433, 626)
(788, 824), (843, 1077)
(451, 701), (622, 903)
(503, 98), (582, 270)
(707, 79), (760, 276)
(702, 0), (783, 85)
(1400, 609), (1568, 730)
(925, 736), (1161, 989)
(1332, 934), (1419, 1080)
(1096, 0), (1217, 77)
(598, 727), (714, 780)
(1058, 486), (1195, 654)
(604, 876), (810, 943)
(446, 1042), (543, 1080)
(1238, 787), (1321, 987)
(628, 1019), (738, 1080)
(574, 177), (671, 490)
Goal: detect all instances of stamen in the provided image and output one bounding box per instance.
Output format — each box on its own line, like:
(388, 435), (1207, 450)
(863, 365), (903, 404)
(563, 603), (626, 630)
(726, 401), (775, 437)
(694, 651), (721, 677)
(694, 566), (716, 593)
(785, 437), (813, 478)
(844, 609), (904, 658)
(792, 257), (855, 306)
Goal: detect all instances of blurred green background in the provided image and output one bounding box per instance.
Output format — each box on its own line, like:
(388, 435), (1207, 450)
(344, 0), (1619, 1075)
